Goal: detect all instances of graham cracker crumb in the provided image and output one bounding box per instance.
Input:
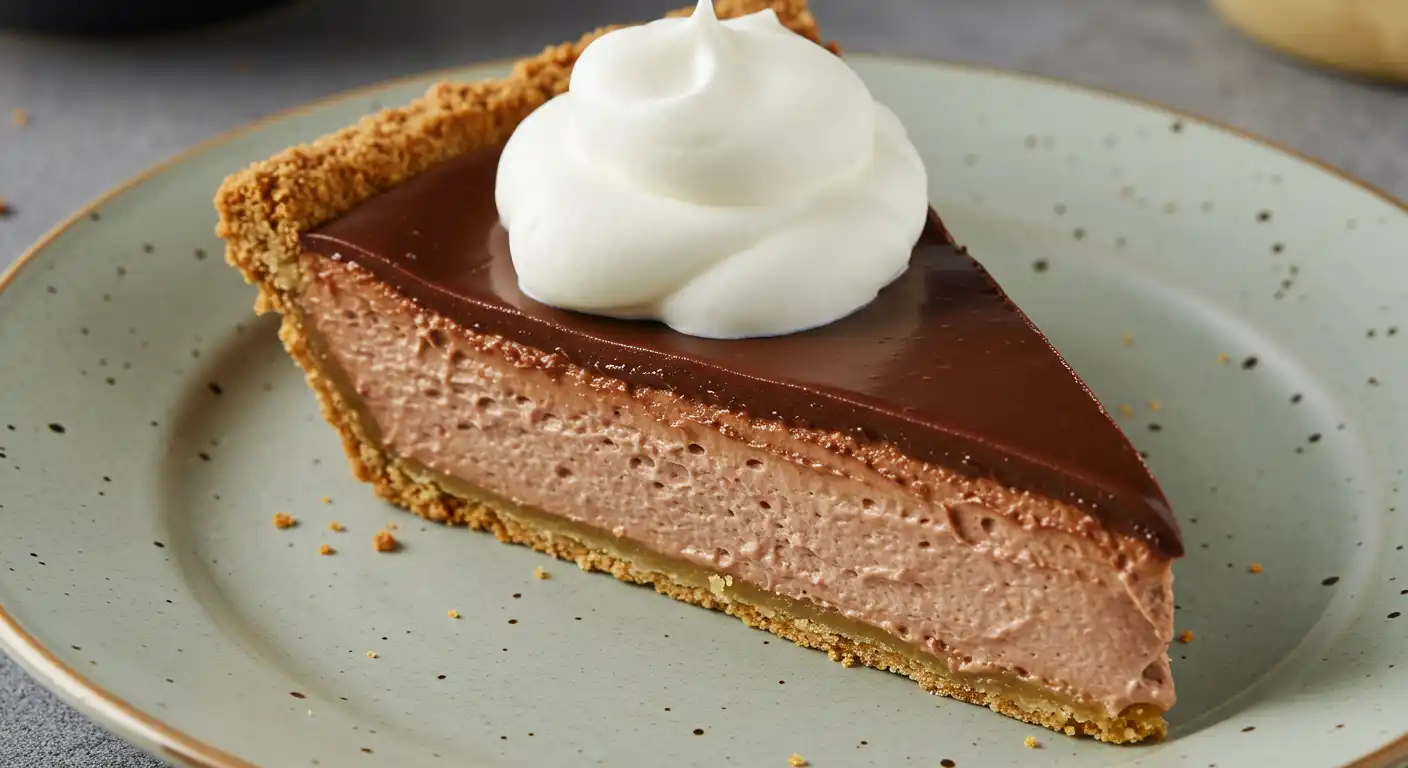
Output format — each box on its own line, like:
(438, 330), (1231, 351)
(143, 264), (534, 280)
(1148, 399), (1162, 411)
(366, 650), (378, 659)
(318, 543), (335, 555)
(320, 496), (333, 504)
(448, 609), (461, 619)
(328, 521), (345, 532)
(788, 754), (808, 767)
(1178, 629), (1195, 644)
(1249, 562), (1263, 574)
(10, 109), (27, 127)
(1024, 735), (1040, 749)
(384, 521), (400, 530)
(1118, 404), (1134, 418)
(272, 512), (297, 529)
(1217, 353), (1232, 364)
(533, 566), (550, 580)
(372, 530), (398, 552)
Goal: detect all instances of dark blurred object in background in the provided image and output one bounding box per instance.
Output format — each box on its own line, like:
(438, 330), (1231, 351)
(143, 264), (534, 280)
(0, 0), (289, 35)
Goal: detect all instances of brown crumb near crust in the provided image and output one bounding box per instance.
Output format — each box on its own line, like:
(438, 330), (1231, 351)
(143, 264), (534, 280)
(1148, 399), (1162, 411)
(447, 610), (461, 619)
(366, 650), (378, 659)
(1118, 404), (1134, 418)
(1024, 735), (1040, 749)
(10, 109), (27, 127)
(272, 512), (297, 529)
(0, 198), (10, 215)
(384, 521), (400, 530)
(788, 754), (808, 767)
(1120, 334), (1133, 346)
(318, 543), (335, 556)
(1178, 629), (1195, 644)
(1249, 562), (1263, 574)
(373, 530), (398, 552)
(1217, 353), (1232, 364)
(533, 566), (550, 580)
(320, 496), (332, 504)
(328, 521), (345, 532)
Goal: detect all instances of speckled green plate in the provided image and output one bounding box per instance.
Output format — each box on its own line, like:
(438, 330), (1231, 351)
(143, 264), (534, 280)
(2, 56), (1406, 768)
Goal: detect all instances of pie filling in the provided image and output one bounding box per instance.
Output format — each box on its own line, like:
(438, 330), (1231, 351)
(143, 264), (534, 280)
(295, 253), (1176, 727)
(301, 145), (1181, 560)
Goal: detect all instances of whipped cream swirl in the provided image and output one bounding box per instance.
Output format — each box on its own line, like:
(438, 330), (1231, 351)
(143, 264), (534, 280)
(495, 0), (928, 339)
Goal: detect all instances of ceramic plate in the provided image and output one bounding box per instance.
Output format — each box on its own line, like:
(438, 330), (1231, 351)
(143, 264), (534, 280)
(2, 56), (1406, 768)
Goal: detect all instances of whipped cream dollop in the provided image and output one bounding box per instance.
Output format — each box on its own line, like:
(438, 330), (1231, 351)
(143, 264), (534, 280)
(495, 0), (929, 339)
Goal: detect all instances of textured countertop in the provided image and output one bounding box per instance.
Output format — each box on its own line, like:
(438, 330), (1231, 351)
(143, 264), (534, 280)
(1, 1), (1404, 765)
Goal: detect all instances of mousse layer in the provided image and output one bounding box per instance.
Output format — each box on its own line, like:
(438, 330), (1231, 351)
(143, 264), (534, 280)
(302, 145), (1181, 557)
(297, 256), (1176, 716)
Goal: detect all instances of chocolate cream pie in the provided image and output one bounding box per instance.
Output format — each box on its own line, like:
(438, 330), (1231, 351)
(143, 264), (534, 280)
(216, 0), (1180, 743)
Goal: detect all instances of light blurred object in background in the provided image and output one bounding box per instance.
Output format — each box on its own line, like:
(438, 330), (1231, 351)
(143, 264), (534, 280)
(1212, 0), (1408, 82)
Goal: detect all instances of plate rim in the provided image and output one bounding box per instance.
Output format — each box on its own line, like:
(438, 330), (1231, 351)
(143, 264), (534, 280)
(1, 52), (1405, 768)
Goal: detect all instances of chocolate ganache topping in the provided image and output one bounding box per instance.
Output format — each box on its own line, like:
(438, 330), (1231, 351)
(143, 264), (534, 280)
(302, 145), (1182, 557)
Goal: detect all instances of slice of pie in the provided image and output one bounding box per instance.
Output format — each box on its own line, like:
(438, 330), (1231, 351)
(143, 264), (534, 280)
(215, 0), (1180, 743)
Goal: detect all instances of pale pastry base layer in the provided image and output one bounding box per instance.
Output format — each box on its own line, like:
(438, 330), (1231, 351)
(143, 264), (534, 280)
(276, 301), (1167, 744)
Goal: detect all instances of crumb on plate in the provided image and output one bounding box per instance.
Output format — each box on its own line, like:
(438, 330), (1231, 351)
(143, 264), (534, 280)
(1148, 399), (1162, 411)
(328, 521), (345, 533)
(1118, 404), (1134, 418)
(1217, 353), (1231, 364)
(320, 496), (332, 504)
(366, 650), (378, 659)
(10, 109), (26, 127)
(1024, 735), (1040, 749)
(318, 543), (335, 556)
(373, 530), (398, 552)
(1120, 333), (1133, 346)
(448, 610), (461, 619)
(1178, 629), (1195, 644)
(1249, 562), (1263, 574)
(788, 754), (808, 767)
(534, 566), (550, 580)
(273, 512), (297, 529)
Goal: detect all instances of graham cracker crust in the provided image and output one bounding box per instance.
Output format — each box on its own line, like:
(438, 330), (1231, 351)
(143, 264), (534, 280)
(214, 0), (1167, 745)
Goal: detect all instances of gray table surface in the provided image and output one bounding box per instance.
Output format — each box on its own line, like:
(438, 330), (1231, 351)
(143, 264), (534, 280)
(1, 1), (1404, 765)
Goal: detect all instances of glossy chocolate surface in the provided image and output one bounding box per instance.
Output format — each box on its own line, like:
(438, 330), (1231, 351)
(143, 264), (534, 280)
(303, 146), (1181, 557)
